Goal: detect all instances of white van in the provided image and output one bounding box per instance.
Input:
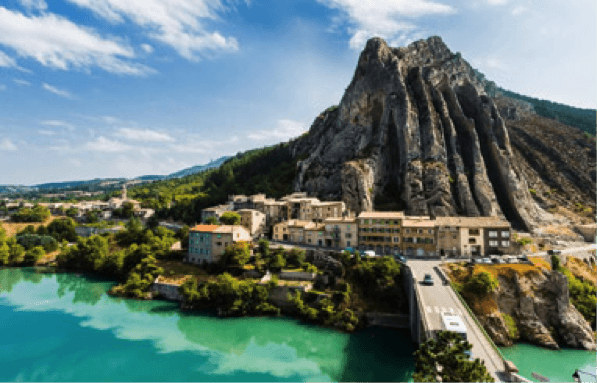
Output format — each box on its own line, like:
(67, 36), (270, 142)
(441, 314), (467, 340)
(363, 250), (376, 257)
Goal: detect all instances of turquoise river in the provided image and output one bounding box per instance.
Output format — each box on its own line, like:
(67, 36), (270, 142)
(0, 268), (416, 382)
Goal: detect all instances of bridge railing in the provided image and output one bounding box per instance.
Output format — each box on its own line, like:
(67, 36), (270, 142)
(413, 273), (432, 342)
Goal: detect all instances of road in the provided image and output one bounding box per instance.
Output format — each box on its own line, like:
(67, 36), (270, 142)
(409, 260), (506, 382)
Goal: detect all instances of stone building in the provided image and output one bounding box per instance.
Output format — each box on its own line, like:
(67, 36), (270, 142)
(238, 209), (266, 237)
(435, 217), (511, 257)
(187, 224), (251, 264)
(357, 212), (406, 255)
(323, 217), (358, 249)
(401, 219), (437, 257)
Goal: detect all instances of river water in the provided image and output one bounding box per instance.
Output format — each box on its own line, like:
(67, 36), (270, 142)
(499, 342), (596, 383)
(0, 268), (416, 382)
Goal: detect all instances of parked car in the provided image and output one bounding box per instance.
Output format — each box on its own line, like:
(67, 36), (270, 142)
(491, 258), (500, 264)
(547, 249), (562, 255)
(482, 258), (492, 264)
(423, 274), (434, 285)
(464, 350), (473, 360)
(363, 250), (376, 257)
(397, 255), (407, 264)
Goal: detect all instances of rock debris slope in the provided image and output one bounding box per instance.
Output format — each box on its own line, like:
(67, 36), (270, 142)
(290, 36), (577, 231)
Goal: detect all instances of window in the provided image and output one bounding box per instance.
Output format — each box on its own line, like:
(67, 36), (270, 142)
(489, 240), (498, 247)
(428, 229), (433, 234)
(347, 241), (351, 247)
(405, 229), (410, 234)
(393, 237), (400, 243)
(469, 229), (480, 235)
(469, 238), (476, 244)
(489, 231), (498, 238)
(501, 241), (510, 247)
(345, 233), (352, 238)
(501, 231), (510, 238)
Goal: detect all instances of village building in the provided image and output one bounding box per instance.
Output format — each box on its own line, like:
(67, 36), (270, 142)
(435, 217), (511, 257)
(238, 209), (266, 237)
(357, 211), (406, 255)
(187, 224), (251, 264)
(323, 217), (358, 249)
(200, 203), (233, 223)
(401, 219), (437, 257)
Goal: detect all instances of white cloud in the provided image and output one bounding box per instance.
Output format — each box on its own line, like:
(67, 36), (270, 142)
(248, 119), (307, 141)
(317, 0), (455, 50)
(42, 83), (73, 98)
(38, 129), (57, 136)
(64, 0), (240, 60)
(19, 0), (48, 12)
(140, 43), (153, 54)
(169, 144), (209, 154)
(0, 138), (17, 151)
(86, 136), (132, 152)
(0, 6), (154, 75)
(472, 56), (506, 70)
(0, 50), (17, 67)
(40, 120), (75, 131)
(511, 5), (528, 15)
(13, 78), (31, 86)
(487, 0), (509, 4)
(115, 128), (175, 142)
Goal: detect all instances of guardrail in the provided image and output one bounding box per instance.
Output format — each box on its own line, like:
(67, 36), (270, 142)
(413, 273), (432, 342)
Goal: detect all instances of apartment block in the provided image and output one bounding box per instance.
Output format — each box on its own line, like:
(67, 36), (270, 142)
(435, 217), (511, 257)
(358, 212), (405, 255)
(402, 219), (437, 257)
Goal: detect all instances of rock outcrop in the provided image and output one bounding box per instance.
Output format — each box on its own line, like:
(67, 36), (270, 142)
(289, 36), (573, 231)
(489, 269), (595, 350)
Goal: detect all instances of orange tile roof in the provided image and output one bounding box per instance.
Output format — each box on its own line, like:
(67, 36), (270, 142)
(190, 224), (220, 232)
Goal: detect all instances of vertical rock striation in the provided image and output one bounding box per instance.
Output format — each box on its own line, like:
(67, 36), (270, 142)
(290, 36), (556, 231)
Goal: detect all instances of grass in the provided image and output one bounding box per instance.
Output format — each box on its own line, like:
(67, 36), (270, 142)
(529, 257), (552, 271)
(155, 260), (213, 283)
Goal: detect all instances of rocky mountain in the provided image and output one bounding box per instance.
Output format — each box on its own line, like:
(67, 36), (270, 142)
(164, 156), (230, 179)
(290, 36), (595, 231)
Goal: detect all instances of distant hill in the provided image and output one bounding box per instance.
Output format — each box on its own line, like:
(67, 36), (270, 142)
(164, 156), (231, 179)
(0, 157), (231, 195)
(498, 88), (596, 135)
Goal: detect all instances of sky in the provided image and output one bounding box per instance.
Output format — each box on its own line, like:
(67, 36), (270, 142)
(0, 0), (595, 185)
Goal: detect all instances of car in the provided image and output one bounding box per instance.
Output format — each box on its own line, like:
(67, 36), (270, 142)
(463, 350), (473, 360)
(491, 258), (500, 264)
(482, 258), (492, 264)
(397, 255), (407, 264)
(363, 250), (376, 258)
(547, 249), (562, 255)
(423, 274), (434, 285)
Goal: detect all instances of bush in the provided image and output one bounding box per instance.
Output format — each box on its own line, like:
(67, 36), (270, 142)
(219, 212), (241, 225)
(502, 313), (520, 340)
(465, 271), (499, 296)
(23, 246), (45, 265)
(16, 234), (58, 252)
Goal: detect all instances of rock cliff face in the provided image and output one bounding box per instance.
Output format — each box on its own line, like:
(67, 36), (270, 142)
(487, 269), (595, 350)
(290, 36), (594, 231)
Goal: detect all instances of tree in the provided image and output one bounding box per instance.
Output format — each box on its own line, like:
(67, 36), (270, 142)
(267, 252), (286, 271)
(23, 246), (45, 265)
(465, 271), (499, 296)
(413, 331), (495, 382)
(221, 242), (251, 267)
(551, 254), (561, 271)
(205, 216), (219, 225)
(219, 212), (241, 225)
(258, 239), (270, 257)
(146, 215), (160, 230)
(176, 225), (190, 250)
(65, 207), (79, 218)
(286, 248), (305, 268)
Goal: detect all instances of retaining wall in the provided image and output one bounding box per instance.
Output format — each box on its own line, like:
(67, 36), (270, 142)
(151, 280), (184, 301)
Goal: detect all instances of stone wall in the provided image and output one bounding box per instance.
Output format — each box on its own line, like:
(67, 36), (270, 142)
(151, 280), (184, 302)
(278, 271), (316, 281)
(268, 285), (312, 308)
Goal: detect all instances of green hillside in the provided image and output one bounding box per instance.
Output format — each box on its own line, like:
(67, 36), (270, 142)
(499, 88), (596, 135)
(128, 142), (300, 224)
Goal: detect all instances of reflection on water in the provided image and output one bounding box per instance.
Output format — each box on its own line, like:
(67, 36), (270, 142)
(0, 268), (416, 382)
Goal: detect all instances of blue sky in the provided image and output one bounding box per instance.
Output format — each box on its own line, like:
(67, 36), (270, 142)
(0, 0), (595, 185)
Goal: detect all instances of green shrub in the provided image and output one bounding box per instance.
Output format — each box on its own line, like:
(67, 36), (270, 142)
(528, 189), (537, 195)
(502, 313), (520, 340)
(465, 271), (499, 296)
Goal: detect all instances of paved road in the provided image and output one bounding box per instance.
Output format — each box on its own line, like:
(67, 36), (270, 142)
(409, 260), (506, 382)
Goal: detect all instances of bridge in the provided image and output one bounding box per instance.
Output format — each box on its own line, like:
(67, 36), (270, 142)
(403, 260), (523, 382)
